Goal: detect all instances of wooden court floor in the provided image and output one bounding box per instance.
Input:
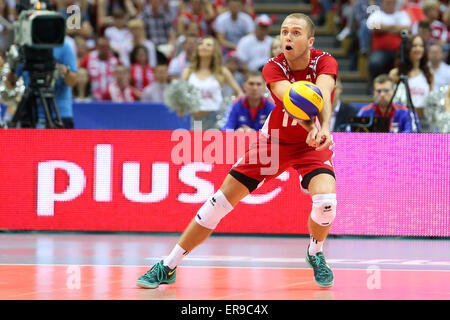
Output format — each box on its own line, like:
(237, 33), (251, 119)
(0, 233), (449, 300)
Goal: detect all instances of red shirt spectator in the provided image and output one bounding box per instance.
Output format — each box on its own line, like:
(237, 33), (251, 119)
(176, 0), (215, 37)
(129, 45), (155, 91)
(131, 64), (155, 92)
(102, 82), (137, 102)
(102, 64), (138, 102)
(80, 37), (120, 100)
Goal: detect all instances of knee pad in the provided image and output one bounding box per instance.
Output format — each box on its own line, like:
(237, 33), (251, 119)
(194, 190), (234, 230)
(310, 193), (337, 226)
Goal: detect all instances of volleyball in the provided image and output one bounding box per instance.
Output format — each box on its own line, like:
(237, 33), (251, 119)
(283, 81), (324, 120)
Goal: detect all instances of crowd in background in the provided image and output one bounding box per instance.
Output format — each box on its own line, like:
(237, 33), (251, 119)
(0, 0), (449, 132)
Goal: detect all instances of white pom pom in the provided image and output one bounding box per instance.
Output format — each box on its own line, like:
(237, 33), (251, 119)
(164, 79), (202, 116)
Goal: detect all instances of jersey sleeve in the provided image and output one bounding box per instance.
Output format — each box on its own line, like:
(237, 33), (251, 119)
(262, 60), (288, 88)
(316, 54), (338, 80)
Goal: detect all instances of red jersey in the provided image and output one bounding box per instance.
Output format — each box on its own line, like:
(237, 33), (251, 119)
(261, 49), (338, 144)
(80, 50), (119, 101)
(131, 64), (155, 92)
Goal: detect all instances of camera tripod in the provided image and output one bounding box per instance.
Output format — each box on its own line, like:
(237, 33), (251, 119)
(385, 30), (420, 133)
(9, 72), (64, 129)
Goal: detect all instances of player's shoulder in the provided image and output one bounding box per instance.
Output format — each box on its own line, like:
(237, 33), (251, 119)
(266, 53), (285, 65)
(264, 53), (287, 71)
(310, 48), (336, 63)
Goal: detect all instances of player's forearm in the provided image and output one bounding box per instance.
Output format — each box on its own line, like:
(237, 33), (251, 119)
(319, 100), (332, 131)
(315, 75), (335, 130)
(315, 86), (332, 130)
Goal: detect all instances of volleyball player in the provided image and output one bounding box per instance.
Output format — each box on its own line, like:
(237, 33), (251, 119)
(137, 13), (338, 289)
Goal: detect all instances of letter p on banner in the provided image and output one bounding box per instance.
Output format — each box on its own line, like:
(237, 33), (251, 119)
(37, 161), (86, 216)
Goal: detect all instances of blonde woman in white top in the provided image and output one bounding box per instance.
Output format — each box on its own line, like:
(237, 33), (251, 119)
(389, 35), (434, 120)
(182, 36), (244, 129)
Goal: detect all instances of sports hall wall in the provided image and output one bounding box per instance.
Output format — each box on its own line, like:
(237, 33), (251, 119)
(0, 102), (449, 237)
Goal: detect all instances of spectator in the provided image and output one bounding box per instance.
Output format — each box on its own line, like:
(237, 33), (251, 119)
(402, 0), (426, 26)
(104, 9), (133, 56)
(181, 36), (244, 129)
(176, 0), (215, 38)
(389, 34), (433, 119)
(312, 0), (333, 26)
(168, 33), (198, 79)
(119, 19), (158, 69)
(80, 36), (120, 100)
(236, 14), (273, 71)
(73, 67), (93, 101)
(270, 35), (282, 58)
(97, 0), (138, 30)
(330, 79), (359, 132)
(358, 74), (412, 133)
(428, 43), (450, 90)
(411, 0), (448, 45)
(351, 0), (382, 55)
(213, 0), (255, 53)
(102, 64), (139, 102)
(336, 0), (356, 42)
(367, 0), (412, 83)
(0, 0), (13, 54)
(222, 50), (245, 98)
(214, 0), (254, 17)
(173, 21), (200, 54)
(222, 71), (274, 131)
(142, 63), (170, 102)
(416, 21), (435, 47)
(130, 45), (155, 93)
(444, 4), (450, 64)
(139, 0), (177, 47)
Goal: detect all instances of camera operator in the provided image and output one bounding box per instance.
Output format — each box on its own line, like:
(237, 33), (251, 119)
(6, 38), (78, 128)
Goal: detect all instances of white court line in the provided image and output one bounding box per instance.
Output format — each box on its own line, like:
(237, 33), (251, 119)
(144, 256), (450, 266)
(0, 263), (449, 272)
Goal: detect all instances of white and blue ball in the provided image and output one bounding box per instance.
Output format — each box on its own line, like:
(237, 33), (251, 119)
(283, 81), (324, 120)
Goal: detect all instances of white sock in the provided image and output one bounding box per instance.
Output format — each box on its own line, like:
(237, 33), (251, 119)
(163, 244), (188, 269)
(308, 236), (324, 256)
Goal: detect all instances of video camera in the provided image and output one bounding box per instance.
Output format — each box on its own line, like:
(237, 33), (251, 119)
(6, 0), (67, 128)
(10, 0), (65, 73)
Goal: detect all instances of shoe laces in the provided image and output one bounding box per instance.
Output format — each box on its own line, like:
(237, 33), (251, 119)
(146, 262), (166, 282)
(310, 254), (331, 276)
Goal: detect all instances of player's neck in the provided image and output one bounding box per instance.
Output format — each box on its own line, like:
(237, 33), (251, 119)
(286, 50), (310, 71)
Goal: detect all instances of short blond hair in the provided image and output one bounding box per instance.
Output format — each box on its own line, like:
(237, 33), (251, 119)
(283, 13), (315, 37)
